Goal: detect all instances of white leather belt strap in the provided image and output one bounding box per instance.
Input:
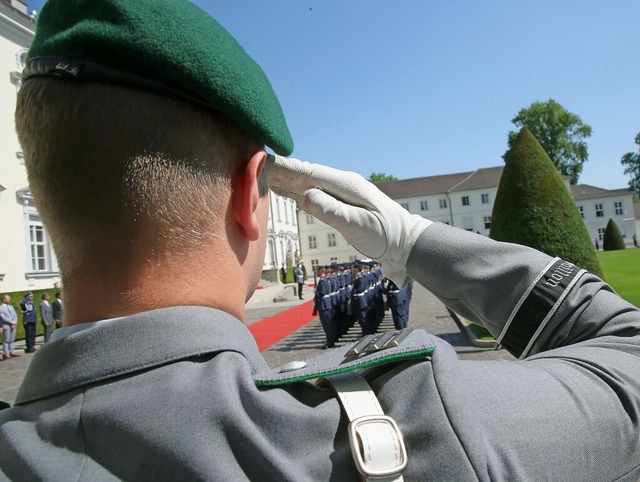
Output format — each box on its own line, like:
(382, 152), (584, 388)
(320, 373), (407, 481)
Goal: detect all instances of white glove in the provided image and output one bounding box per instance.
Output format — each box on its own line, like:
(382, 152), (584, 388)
(268, 155), (433, 286)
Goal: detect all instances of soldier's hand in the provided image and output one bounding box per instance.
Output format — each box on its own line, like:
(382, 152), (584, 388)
(268, 155), (433, 286)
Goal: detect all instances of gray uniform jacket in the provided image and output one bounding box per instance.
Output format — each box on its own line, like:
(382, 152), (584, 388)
(1, 223), (639, 481)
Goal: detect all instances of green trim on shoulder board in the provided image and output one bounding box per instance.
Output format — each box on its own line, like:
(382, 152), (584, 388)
(255, 347), (435, 388)
(254, 329), (436, 387)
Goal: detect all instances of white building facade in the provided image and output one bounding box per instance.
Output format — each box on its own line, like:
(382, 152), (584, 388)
(297, 166), (639, 266)
(0, 2), (58, 293)
(263, 192), (301, 276)
(572, 185), (638, 246)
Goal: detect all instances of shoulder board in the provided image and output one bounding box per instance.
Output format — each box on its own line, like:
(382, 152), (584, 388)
(254, 328), (435, 387)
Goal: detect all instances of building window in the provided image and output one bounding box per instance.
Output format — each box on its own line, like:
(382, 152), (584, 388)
(578, 206), (584, 218)
(275, 197), (281, 221)
(284, 201), (289, 224)
(462, 217), (473, 231)
(595, 204), (604, 217)
(311, 259), (319, 269)
(291, 202), (297, 225)
(461, 196), (470, 206)
(597, 228), (606, 241)
(330, 257), (338, 264)
(614, 201), (623, 215)
(481, 193), (490, 204)
(420, 200), (429, 211)
(349, 255), (358, 262)
(27, 214), (50, 272)
(328, 233), (336, 247)
(308, 236), (317, 249)
(400, 202), (410, 211)
(439, 199), (448, 209)
(484, 216), (491, 230)
(305, 214), (314, 224)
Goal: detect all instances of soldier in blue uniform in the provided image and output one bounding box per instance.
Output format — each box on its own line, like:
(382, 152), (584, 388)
(350, 263), (369, 336)
(339, 264), (354, 335)
(386, 279), (409, 330)
(20, 293), (37, 353)
(372, 264), (386, 332)
(326, 264), (340, 336)
(313, 265), (336, 348)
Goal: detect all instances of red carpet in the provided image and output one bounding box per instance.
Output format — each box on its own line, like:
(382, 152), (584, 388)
(248, 300), (316, 351)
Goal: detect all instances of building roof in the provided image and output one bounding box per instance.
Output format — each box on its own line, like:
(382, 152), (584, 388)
(375, 171), (474, 197)
(570, 184), (631, 200)
(375, 165), (632, 202)
(0, 0), (35, 28)
(376, 166), (504, 197)
(449, 166), (504, 192)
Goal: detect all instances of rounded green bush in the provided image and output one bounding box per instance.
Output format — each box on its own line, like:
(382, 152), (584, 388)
(603, 218), (626, 251)
(491, 127), (603, 278)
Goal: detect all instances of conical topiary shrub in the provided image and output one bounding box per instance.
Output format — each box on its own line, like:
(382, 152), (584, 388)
(603, 218), (626, 251)
(490, 127), (603, 278)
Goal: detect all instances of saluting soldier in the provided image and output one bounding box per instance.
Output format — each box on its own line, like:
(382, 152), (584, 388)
(3, 1), (640, 480)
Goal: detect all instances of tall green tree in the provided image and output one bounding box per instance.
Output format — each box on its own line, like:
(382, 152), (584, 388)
(492, 127), (603, 277)
(603, 219), (626, 251)
(507, 99), (592, 184)
(369, 172), (398, 183)
(620, 131), (640, 196)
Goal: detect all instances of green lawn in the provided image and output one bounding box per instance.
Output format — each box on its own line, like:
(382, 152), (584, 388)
(597, 248), (640, 308)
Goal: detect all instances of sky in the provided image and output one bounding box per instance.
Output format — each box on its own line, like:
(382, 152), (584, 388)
(28, 1), (640, 189)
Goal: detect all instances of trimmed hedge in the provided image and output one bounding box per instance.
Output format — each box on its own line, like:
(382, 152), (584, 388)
(1, 288), (61, 341)
(491, 127), (603, 278)
(603, 218), (626, 251)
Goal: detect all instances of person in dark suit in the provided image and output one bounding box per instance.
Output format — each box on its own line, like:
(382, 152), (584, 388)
(52, 292), (64, 328)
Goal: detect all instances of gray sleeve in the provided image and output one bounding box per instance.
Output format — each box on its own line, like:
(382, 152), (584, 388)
(407, 223), (640, 480)
(407, 222), (640, 359)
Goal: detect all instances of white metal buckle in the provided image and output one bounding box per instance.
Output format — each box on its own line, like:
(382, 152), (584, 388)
(347, 415), (408, 479)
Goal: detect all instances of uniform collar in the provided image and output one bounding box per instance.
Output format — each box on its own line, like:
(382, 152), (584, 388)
(15, 306), (267, 404)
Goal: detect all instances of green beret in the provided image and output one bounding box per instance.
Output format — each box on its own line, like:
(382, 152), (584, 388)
(24, 0), (293, 156)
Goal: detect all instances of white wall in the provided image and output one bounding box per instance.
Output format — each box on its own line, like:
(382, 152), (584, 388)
(0, 11), (59, 293)
(576, 194), (637, 247)
(263, 192), (301, 270)
(297, 210), (360, 269)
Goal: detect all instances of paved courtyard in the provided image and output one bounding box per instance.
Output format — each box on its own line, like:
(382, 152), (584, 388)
(0, 281), (514, 405)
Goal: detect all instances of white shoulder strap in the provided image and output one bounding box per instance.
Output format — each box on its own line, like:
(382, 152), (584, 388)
(320, 373), (407, 482)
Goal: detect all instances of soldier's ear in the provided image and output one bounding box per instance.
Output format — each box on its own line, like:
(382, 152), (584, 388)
(231, 149), (267, 241)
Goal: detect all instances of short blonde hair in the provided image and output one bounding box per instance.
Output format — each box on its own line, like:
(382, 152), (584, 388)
(16, 78), (262, 273)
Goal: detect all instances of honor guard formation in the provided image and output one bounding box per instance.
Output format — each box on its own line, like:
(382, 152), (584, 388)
(314, 262), (412, 349)
(1, 0), (639, 480)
